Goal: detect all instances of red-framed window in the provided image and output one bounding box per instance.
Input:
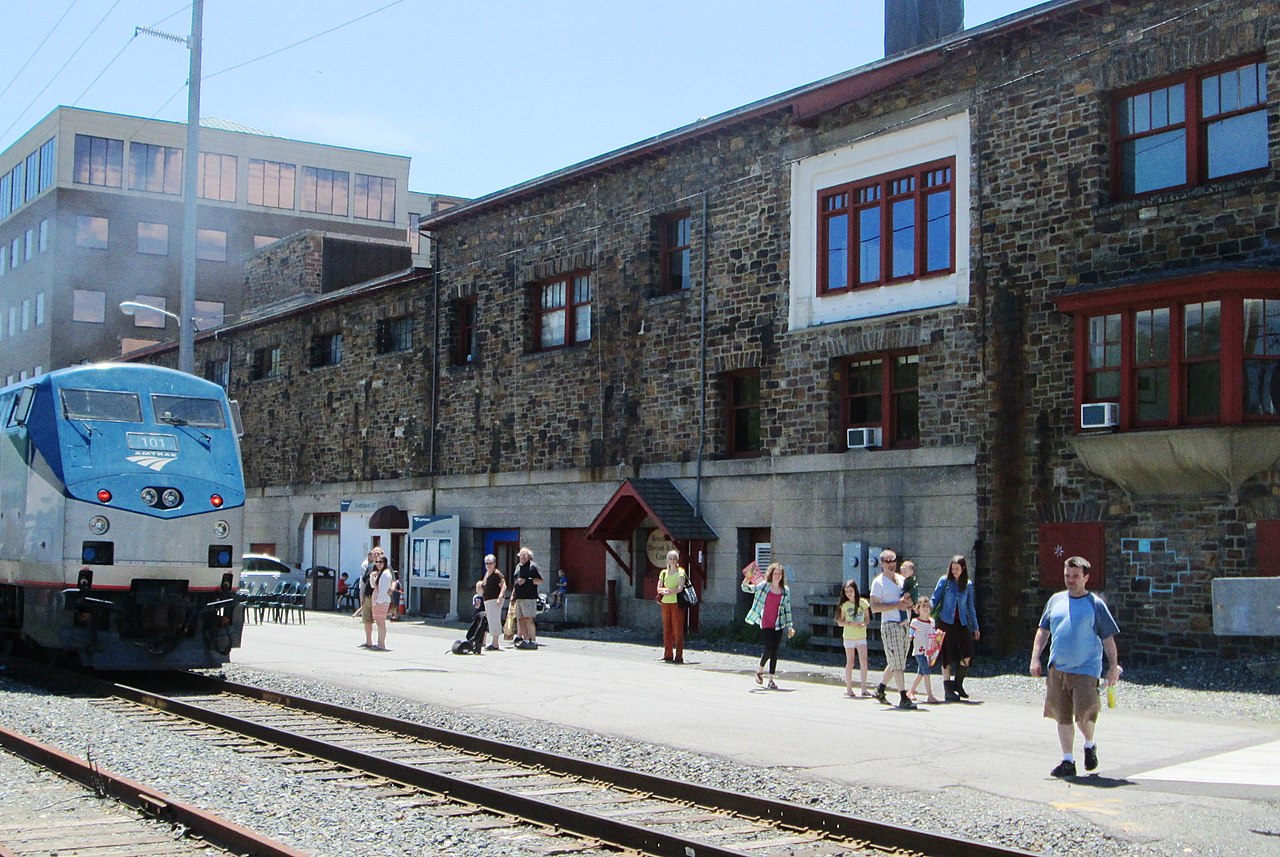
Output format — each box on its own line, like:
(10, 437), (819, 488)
(838, 350), (919, 448)
(1057, 273), (1280, 430)
(659, 210), (691, 293)
(535, 272), (592, 351)
(454, 298), (477, 365)
(818, 158), (954, 295)
(1112, 57), (1268, 199)
(723, 369), (762, 457)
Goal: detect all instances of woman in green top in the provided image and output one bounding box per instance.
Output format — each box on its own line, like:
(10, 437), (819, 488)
(836, 579), (872, 697)
(657, 549), (687, 663)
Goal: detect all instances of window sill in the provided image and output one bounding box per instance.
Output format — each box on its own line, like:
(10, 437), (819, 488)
(1070, 425), (1280, 500)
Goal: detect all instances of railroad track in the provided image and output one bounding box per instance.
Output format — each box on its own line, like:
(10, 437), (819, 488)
(88, 671), (1038, 857)
(0, 720), (304, 857)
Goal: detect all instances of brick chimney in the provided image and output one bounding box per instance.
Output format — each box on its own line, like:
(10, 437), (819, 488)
(884, 0), (964, 55)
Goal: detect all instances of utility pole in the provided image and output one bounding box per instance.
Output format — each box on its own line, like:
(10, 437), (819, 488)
(178, 0), (203, 374)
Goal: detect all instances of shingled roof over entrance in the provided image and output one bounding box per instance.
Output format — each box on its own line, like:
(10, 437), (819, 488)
(586, 478), (718, 543)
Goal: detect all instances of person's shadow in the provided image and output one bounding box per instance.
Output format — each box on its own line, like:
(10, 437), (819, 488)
(1062, 774), (1134, 789)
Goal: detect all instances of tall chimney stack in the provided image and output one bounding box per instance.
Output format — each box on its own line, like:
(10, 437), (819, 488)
(884, 0), (964, 56)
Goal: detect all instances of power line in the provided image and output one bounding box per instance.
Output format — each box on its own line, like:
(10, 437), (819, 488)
(72, 34), (137, 107)
(0, 0), (123, 142)
(204, 0), (409, 81)
(0, 0), (79, 105)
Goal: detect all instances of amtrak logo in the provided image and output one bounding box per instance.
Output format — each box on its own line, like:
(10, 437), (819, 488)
(127, 453), (178, 471)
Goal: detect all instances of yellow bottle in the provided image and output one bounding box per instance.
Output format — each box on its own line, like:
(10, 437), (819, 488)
(1106, 685), (1116, 709)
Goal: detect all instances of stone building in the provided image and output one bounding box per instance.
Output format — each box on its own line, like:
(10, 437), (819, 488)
(149, 0), (1277, 660)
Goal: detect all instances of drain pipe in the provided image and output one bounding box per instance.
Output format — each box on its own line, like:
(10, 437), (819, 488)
(428, 231), (441, 516)
(695, 192), (708, 517)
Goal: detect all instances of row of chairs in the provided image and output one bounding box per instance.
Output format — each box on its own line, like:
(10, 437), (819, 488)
(241, 581), (312, 624)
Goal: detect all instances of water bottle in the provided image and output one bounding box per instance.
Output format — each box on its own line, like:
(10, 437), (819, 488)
(1106, 684), (1116, 709)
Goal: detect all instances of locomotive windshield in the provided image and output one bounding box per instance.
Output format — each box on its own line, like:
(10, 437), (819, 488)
(61, 389), (143, 422)
(151, 394), (226, 428)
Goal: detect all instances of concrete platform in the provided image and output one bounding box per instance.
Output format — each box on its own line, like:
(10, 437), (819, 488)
(233, 613), (1280, 855)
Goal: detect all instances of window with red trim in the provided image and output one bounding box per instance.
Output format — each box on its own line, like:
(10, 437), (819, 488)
(658, 211), (691, 293)
(454, 298), (476, 365)
(838, 351), (919, 448)
(535, 272), (592, 350)
(723, 370), (762, 457)
(818, 159), (953, 294)
(1113, 58), (1268, 199)
(1063, 277), (1280, 430)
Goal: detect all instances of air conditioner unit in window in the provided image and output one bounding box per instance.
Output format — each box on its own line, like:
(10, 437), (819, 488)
(846, 427), (882, 449)
(1080, 402), (1119, 430)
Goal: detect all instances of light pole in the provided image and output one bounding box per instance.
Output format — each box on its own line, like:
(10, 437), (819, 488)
(120, 302), (185, 353)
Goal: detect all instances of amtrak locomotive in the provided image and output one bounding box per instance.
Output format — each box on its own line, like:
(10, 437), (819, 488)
(0, 364), (247, 669)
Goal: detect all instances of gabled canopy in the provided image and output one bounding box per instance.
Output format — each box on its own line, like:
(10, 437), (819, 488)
(586, 478), (717, 544)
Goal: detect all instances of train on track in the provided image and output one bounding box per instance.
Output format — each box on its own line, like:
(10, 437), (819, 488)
(0, 363), (247, 669)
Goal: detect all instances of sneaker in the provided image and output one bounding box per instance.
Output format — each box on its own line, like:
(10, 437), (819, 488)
(873, 685), (887, 703)
(897, 697), (918, 710)
(1084, 745), (1098, 772)
(485, 645), (500, 651)
(767, 679), (778, 690)
(1051, 759), (1077, 778)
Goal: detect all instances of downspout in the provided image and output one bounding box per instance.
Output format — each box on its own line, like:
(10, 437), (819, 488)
(695, 191), (709, 517)
(429, 231), (441, 516)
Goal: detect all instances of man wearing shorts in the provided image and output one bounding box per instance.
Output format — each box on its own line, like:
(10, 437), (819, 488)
(870, 549), (916, 710)
(1030, 556), (1121, 778)
(511, 547), (543, 649)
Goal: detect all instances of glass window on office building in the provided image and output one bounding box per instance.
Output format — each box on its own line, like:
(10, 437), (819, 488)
(73, 134), (124, 188)
(247, 159), (295, 208)
(301, 166), (349, 215)
(73, 290), (106, 323)
(38, 219), (48, 251)
(198, 152), (237, 202)
(354, 174), (396, 222)
(129, 142), (183, 195)
(76, 215), (109, 249)
(194, 300), (224, 330)
(197, 229), (227, 261)
(137, 222), (169, 256)
(35, 293), (44, 325)
(129, 295), (168, 329)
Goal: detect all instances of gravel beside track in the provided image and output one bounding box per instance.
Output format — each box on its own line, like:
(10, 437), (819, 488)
(1, 636), (1277, 857)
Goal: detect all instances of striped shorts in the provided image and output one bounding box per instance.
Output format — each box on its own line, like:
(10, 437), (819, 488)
(881, 620), (910, 670)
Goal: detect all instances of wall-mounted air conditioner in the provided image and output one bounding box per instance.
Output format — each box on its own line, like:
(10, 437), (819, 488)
(1080, 402), (1119, 430)
(846, 427), (882, 449)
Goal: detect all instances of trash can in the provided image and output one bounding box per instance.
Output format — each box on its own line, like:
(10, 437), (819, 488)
(309, 566), (336, 611)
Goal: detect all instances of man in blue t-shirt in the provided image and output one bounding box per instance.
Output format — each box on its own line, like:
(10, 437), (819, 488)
(1030, 556), (1122, 779)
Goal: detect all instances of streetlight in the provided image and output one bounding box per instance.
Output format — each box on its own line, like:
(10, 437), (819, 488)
(120, 302), (188, 370)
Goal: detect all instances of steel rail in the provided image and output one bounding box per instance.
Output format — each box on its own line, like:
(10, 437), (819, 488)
(0, 721), (307, 857)
(147, 673), (1039, 857)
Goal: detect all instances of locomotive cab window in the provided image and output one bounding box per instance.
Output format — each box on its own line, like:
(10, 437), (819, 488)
(8, 385), (35, 427)
(151, 394), (227, 428)
(61, 389), (142, 422)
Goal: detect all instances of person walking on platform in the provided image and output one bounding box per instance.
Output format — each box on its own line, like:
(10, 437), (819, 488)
(480, 555), (506, 651)
(931, 555), (981, 701)
(742, 561), (794, 689)
(870, 549), (916, 710)
(1030, 556), (1122, 778)
(657, 549), (687, 663)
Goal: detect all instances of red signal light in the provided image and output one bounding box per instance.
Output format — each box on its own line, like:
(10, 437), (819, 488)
(96, 489), (112, 503)
(210, 494), (224, 508)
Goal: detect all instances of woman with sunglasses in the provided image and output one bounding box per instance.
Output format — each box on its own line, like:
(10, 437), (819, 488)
(368, 554), (393, 650)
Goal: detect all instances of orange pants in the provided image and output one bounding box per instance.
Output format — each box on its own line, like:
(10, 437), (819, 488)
(662, 601), (684, 660)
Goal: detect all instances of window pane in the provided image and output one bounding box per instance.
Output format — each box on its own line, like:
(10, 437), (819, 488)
(1121, 129), (1186, 195)
(574, 303), (591, 343)
(541, 309), (565, 348)
(847, 359), (882, 395)
(76, 215), (109, 249)
(1135, 307), (1169, 362)
(894, 390), (919, 442)
(1244, 299), (1280, 416)
(1088, 314), (1121, 368)
(891, 198), (915, 278)
(1089, 370), (1121, 400)
(1206, 111), (1268, 179)
(1135, 367), (1169, 421)
(1184, 301), (1221, 357)
(137, 222), (168, 255)
(925, 190), (950, 272)
(197, 229), (227, 261)
(1185, 362), (1220, 419)
(825, 213), (848, 290)
(73, 290), (106, 322)
(858, 208), (880, 284)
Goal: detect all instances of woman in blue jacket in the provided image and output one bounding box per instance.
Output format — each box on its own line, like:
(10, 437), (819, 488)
(931, 555), (980, 701)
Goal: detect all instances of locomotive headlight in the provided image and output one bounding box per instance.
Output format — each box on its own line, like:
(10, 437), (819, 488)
(140, 487), (159, 506)
(214, 520), (229, 538)
(88, 515), (110, 535)
(161, 488), (183, 508)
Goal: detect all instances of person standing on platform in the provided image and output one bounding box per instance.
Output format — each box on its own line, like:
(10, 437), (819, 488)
(355, 562), (375, 648)
(656, 550), (687, 664)
(368, 554), (393, 650)
(870, 549), (917, 710)
(835, 579), (872, 697)
(481, 554), (506, 651)
(742, 561), (795, 689)
(1030, 556), (1121, 778)
(511, 547), (543, 649)
(932, 554), (981, 701)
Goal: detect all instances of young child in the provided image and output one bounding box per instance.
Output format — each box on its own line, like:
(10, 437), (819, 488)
(551, 569), (568, 608)
(899, 560), (921, 613)
(472, 579), (485, 617)
(835, 578), (872, 697)
(908, 598), (943, 704)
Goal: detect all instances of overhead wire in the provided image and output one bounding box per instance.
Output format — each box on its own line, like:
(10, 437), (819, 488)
(0, 0), (124, 142)
(0, 0), (80, 105)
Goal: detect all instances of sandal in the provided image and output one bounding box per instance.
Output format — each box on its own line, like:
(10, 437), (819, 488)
(767, 679), (778, 690)
(755, 670), (764, 685)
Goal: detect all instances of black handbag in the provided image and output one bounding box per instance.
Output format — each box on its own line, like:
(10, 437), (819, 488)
(677, 577), (698, 608)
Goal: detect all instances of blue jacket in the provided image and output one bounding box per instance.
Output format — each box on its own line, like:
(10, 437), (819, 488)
(931, 576), (979, 630)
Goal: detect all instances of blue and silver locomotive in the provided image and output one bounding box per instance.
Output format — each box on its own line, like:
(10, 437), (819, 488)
(0, 364), (246, 669)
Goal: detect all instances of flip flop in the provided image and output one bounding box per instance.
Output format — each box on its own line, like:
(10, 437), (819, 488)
(755, 670), (764, 685)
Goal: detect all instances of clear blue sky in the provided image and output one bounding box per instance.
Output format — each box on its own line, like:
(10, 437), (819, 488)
(1, 1), (1047, 200)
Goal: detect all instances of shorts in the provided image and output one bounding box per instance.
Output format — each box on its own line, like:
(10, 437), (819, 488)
(914, 653), (932, 675)
(1043, 667), (1101, 726)
(843, 638), (868, 651)
(360, 599), (373, 624)
(372, 603), (390, 622)
(880, 621), (910, 670)
(514, 598), (538, 619)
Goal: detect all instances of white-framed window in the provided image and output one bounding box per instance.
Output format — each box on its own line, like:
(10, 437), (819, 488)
(789, 111), (970, 330)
